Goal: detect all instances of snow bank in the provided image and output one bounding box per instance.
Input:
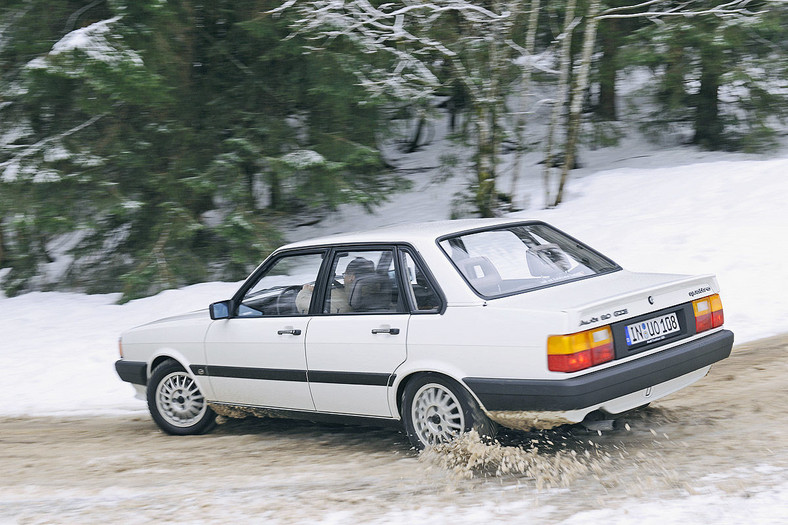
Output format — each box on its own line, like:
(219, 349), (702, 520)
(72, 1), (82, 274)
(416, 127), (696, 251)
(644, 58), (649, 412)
(515, 158), (788, 343)
(0, 283), (239, 416)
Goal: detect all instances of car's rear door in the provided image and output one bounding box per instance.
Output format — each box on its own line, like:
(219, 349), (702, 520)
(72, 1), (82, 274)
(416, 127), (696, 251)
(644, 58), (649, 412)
(305, 247), (409, 417)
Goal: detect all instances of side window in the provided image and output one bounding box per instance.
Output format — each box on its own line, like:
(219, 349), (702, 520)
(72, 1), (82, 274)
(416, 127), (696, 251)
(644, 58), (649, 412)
(238, 252), (325, 317)
(324, 249), (404, 314)
(400, 250), (442, 313)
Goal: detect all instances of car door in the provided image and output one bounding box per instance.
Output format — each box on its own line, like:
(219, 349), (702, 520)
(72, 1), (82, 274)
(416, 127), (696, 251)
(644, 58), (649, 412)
(203, 251), (326, 411)
(305, 248), (409, 417)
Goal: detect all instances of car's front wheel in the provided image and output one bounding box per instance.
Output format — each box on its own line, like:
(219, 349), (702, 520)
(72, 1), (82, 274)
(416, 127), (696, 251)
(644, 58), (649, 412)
(147, 361), (216, 435)
(402, 374), (495, 449)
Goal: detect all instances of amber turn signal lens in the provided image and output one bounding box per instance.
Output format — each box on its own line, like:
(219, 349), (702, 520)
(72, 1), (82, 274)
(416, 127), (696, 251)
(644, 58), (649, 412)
(693, 293), (724, 333)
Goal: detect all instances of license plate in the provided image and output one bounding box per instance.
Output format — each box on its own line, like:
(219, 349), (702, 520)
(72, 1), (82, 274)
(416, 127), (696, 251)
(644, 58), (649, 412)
(625, 312), (680, 346)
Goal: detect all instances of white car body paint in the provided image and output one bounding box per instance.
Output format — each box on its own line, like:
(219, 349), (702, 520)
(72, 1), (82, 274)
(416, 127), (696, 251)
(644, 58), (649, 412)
(116, 218), (733, 436)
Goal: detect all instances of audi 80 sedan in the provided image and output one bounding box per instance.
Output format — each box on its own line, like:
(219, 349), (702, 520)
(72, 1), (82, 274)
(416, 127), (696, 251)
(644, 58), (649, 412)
(115, 219), (734, 448)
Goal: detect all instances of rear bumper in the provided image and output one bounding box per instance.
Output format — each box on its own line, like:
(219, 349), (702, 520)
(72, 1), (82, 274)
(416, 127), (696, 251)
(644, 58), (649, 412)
(464, 329), (734, 411)
(115, 360), (148, 386)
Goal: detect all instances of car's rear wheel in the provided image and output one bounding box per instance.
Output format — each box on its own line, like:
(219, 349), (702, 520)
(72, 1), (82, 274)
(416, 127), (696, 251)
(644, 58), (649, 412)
(147, 361), (216, 435)
(402, 374), (495, 449)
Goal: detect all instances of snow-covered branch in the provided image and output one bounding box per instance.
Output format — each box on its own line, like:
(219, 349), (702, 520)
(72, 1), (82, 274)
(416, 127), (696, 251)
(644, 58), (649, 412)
(598, 0), (760, 20)
(0, 113), (105, 172)
(271, 1), (516, 100)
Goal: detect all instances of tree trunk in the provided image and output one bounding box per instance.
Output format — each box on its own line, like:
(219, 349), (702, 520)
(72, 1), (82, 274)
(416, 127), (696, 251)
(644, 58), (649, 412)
(554, 0), (600, 207)
(405, 112), (426, 153)
(510, 0), (541, 199)
(473, 2), (505, 218)
(245, 164), (258, 211)
(693, 41), (723, 148)
(543, 0), (576, 207)
(267, 170), (282, 211)
(662, 42), (687, 110)
(476, 107), (497, 217)
(597, 17), (618, 121)
(0, 224), (5, 268)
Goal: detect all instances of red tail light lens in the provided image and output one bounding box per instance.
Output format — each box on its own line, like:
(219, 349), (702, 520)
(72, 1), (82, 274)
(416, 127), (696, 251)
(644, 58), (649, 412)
(547, 350), (592, 373)
(590, 327), (615, 365)
(693, 294), (724, 333)
(548, 327), (614, 373)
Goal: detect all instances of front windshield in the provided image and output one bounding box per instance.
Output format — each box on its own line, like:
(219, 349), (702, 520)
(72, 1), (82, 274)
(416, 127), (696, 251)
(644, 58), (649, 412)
(439, 223), (619, 297)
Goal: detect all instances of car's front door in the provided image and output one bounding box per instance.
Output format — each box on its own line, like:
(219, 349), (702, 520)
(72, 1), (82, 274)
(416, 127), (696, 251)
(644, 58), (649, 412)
(203, 251), (326, 411)
(305, 248), (409, 417)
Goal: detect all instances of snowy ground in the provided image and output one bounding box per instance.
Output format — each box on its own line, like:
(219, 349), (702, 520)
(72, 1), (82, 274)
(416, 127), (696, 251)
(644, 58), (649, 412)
(1, 129), (787, 523)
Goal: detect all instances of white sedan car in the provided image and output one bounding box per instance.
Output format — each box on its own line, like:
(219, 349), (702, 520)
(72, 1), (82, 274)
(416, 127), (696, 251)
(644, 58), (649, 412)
(115, 219), (733, 448)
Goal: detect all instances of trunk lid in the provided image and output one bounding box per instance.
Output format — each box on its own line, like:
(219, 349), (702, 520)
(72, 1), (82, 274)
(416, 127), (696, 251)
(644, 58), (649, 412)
(494, 270), (718, 333)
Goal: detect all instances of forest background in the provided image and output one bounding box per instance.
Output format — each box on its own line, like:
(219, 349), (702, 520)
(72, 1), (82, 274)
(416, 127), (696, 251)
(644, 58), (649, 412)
(1, 0), (786, 301)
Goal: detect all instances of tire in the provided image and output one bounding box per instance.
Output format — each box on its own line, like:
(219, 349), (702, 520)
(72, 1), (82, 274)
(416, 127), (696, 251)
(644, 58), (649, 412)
(402, 374), (496, 450)
(147, 360), (216, 435)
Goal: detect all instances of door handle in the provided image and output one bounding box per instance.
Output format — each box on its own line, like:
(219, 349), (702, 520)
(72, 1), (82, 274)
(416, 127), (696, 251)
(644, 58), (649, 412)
(372, 328), (400, 335)
(277, 329), (302, 336)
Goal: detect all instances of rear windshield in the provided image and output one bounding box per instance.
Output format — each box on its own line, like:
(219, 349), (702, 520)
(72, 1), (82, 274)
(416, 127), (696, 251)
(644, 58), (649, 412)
(438, 222), (619, 297)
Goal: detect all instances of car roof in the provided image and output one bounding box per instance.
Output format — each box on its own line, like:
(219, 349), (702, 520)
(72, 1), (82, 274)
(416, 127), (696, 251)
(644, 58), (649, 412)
(279, 217), (536, 251)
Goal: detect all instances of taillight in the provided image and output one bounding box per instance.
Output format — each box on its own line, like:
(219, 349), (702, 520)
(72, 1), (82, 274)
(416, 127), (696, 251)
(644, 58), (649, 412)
(710, 295), (724, 328)
(548, 326), (614, 373)
(118, 338), (124, 358)
(693, 294), (724, 333)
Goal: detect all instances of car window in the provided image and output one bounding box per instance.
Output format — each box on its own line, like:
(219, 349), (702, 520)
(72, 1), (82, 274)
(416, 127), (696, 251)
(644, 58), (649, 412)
(439, 223), (618, 297)
(238, 252), (325, 317)
(400, 250), (442, 313)
(324, 249), (405, 314)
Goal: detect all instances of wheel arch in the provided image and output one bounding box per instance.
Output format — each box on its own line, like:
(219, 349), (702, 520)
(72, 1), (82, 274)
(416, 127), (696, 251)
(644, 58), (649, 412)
(146, 348), (216, 400)
(393, 369), (484, 418)
(150, 355), (181, 375)
(146, 349), (193, 380)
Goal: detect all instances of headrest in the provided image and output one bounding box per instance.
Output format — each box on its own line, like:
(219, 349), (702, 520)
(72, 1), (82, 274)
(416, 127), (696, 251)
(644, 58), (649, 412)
(348, 273), (390, 311)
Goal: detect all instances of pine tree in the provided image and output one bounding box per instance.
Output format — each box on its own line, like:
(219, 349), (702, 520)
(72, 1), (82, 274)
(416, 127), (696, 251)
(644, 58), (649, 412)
(0, 0), (398, 300)
(623, 0), (787, 151)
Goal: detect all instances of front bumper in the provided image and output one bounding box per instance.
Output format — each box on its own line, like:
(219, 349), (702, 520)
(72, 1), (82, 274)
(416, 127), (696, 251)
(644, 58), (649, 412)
(115, 360), (148, 386)
(464, 329), (734, 411)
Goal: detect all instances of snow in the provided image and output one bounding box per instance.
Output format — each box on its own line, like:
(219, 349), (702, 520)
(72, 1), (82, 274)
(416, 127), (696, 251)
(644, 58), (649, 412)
(25, 16), (143, 73)
(280, 149), (327, 168)
(556, 477), (788, 525)
(50, 16), (143, 66)
(1, 127), (787, 522)
(0, 283), (240, 416)
(360, 472), (788, 524)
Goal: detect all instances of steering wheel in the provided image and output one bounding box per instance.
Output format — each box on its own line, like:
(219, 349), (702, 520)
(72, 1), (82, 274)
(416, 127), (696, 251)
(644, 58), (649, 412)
(276, 285), (302, 315)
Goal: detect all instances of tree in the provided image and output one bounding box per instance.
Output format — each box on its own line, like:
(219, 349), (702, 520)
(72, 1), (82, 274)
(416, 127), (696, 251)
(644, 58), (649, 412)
(541, 0), (579, 208)
(274, 0), (538, 217)
(0, 0), (399, 300)
(545, 0), (762, 206)
(618, 0), (780, 150)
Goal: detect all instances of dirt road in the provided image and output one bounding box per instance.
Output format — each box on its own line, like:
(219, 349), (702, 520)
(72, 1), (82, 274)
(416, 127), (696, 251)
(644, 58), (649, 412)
(2, 334), (787, 524)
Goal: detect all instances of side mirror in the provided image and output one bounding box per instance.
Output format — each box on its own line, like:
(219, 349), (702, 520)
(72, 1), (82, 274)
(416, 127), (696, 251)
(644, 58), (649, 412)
(209, 300), (231, 320)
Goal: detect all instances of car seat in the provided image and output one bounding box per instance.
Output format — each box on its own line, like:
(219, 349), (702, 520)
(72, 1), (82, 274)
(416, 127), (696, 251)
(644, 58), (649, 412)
(348, 273), (392, 312)
(458, 256), (502, 295)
